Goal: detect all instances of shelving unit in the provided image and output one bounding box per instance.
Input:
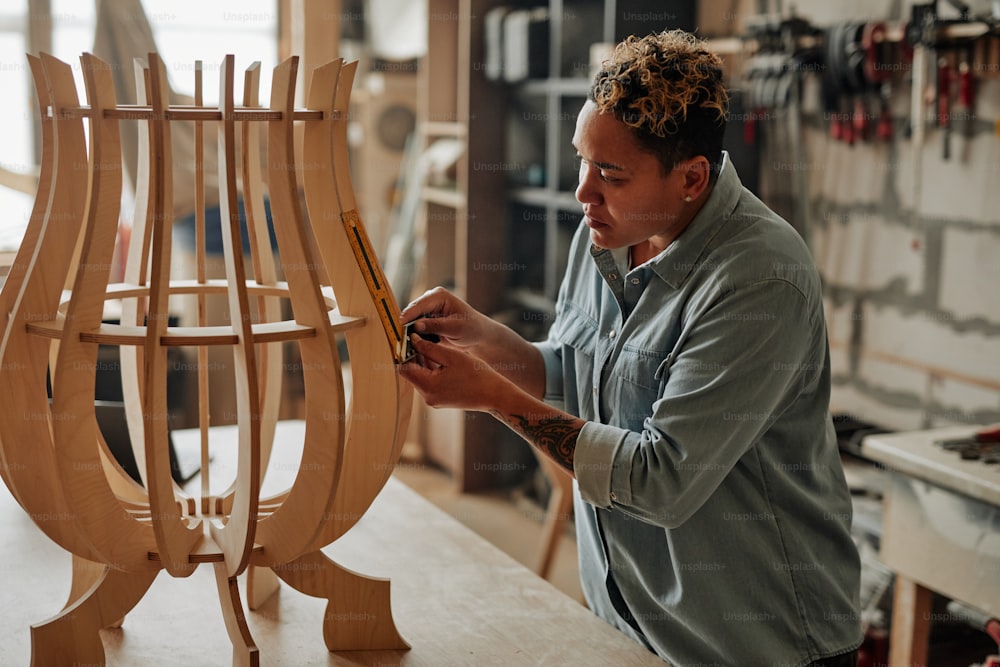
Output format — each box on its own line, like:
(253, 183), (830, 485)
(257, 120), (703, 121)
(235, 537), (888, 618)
(503, 0), (697, 324)
(413, 0), (514, 492)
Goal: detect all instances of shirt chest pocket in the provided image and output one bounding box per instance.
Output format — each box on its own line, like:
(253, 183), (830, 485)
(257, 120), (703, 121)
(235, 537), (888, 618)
(608, 347), (672, 429)
(615, 346), (670, 392)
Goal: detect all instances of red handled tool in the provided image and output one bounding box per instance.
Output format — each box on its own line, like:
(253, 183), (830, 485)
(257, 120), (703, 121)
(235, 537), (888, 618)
(956, 57), (974, 159)
(937, 56), (952, 159)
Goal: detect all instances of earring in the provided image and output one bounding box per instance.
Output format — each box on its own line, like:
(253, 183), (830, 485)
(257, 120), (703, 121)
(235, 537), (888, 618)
(684, 195), (692, 202)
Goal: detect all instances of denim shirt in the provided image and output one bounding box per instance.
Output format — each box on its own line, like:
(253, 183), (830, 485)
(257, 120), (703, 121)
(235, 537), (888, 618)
(534, 156), (862, 666)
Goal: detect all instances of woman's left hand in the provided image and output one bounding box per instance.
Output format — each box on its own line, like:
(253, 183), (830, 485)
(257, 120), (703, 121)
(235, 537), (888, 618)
(398, 334), (508, 412)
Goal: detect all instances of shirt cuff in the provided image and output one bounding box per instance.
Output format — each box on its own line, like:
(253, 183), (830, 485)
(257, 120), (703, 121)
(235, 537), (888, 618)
(532, 341), (565, 407)
(574, 421), (630, 508)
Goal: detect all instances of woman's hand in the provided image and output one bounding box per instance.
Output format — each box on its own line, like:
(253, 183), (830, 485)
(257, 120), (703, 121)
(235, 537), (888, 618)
(399, 334), (582, 476)
(400, 286), (490, 349)
(400, 285), (546, 399)
(398, 333), (506, 411)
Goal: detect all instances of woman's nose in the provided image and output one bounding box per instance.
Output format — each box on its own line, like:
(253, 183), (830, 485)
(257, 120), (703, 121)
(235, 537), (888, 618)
(575, 162), (600, 206)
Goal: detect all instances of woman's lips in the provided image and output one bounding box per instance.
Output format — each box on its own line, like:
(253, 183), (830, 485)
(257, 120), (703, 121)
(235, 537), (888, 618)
(585, 212), (608, 228)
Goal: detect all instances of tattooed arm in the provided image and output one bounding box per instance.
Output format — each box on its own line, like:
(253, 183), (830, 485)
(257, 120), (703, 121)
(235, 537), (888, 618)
(489, 409), (581, 473)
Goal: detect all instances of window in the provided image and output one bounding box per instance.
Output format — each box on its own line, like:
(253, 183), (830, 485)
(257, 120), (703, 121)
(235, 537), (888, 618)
(0, 0), (277, 253)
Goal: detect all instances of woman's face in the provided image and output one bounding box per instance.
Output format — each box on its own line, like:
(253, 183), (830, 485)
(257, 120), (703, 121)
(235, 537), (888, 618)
(572, 100), (705, 262)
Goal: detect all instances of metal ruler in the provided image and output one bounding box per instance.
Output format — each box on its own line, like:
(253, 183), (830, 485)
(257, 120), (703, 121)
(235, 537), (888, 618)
(340, 208), (412, 363)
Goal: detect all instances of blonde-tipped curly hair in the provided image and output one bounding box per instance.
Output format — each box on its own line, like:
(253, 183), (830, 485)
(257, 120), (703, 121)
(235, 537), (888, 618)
(591, 30), (729, 178)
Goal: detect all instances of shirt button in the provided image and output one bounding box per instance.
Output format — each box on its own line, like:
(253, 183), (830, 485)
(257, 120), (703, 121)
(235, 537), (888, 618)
(609, 330), (616, 339)
(610, 491), (618, 502)
(608, 273), (618, 281)
(630, 277), (640, 285)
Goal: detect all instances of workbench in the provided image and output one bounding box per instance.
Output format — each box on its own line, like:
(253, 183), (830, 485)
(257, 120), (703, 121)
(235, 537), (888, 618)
(861, 427), (1000, 666)
(0, 422), (665, 666)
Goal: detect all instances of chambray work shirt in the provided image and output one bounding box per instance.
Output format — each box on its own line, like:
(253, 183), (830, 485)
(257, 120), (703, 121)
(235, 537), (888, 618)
(534, 156), (862, 666)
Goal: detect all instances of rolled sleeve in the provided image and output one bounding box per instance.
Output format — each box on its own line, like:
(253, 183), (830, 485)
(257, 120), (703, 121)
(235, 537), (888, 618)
(532, 339), (566, 407)
(574, 421), (629, 508)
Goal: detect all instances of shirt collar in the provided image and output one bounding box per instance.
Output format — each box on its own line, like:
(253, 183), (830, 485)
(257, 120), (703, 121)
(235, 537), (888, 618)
(647, 152), (742, 289)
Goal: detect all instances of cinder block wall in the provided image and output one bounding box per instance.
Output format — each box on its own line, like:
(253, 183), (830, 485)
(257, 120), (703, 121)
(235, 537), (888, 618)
(729, 0), (1000, 430)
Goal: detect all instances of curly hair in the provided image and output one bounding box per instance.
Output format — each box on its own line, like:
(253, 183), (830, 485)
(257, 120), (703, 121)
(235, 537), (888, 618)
(590, 30), (729, 179)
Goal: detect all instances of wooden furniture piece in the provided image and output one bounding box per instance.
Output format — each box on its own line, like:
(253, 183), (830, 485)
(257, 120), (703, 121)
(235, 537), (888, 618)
(861, 428), (1000, 666)
(0, 50), (411, 666)
(1, 422), (667, 665)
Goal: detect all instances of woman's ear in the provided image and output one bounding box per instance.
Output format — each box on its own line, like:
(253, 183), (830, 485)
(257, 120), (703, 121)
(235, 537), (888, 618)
(680, 156), (712, 202)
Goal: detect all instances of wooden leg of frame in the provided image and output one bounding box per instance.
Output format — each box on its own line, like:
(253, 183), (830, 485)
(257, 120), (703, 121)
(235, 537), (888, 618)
(214, 562), (260, 667)
(30, 564), (158, 666)
(246, 563), (281, 611)
(272, 550), (409, 651)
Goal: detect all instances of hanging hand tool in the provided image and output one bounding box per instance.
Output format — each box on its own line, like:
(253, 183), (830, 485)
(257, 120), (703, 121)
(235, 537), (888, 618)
(955, 55), (974, 159)
(906, 2), (938, 250)
(862, 21), (896, 142)
(937, 55), (952, 159)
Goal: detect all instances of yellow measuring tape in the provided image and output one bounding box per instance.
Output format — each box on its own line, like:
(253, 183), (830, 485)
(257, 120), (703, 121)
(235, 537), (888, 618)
(340, 209), (413, 363)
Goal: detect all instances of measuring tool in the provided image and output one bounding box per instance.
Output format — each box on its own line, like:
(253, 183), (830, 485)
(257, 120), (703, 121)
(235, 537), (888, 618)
(339, 208), (414, 364)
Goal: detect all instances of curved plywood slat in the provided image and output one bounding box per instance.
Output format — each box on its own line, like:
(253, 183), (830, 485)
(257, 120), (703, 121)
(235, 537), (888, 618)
(241, 62), (283, 480)
(298, 60), (411, 553)
(331, 62), (413, 480)
(192, 58), (213, 514)
(0, 55), (55, 501)
(50, 52), (159, 570)
(144, 52), (202, 577)
(206, 54), (261, 579)
(207, 62), (287, 515)
(251, 57), (347, 567)
(30, 564), (159, 666)
(214, 562), (260, 666)
(120, 58), (152, 486)
(0, 53), (101, 561)
(272, 550), (408, 651)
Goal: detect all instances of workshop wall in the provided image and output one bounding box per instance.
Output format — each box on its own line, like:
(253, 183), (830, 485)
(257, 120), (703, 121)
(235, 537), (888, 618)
(742, 0), (1000, 430)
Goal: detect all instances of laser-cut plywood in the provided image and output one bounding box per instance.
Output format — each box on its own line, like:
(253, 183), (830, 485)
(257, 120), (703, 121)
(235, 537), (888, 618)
(0, 51), (412, 666)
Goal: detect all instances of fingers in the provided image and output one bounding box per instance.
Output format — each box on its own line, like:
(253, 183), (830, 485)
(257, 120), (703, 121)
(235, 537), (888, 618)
(407, 333), (449, 367)
(401, 286), (453, 324)
(397, 337), (453, 406)
(409, 314), (462, 341)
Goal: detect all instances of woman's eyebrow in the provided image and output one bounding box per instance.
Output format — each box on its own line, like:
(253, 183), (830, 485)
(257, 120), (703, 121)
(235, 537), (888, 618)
(573, 149), (626, 172)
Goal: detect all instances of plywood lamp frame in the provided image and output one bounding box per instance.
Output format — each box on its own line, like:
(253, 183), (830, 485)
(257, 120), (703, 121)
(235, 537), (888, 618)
(0, 51), (412, 666)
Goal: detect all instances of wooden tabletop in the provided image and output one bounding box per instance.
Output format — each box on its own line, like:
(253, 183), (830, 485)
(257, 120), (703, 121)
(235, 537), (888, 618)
(0, 444), (664, 666)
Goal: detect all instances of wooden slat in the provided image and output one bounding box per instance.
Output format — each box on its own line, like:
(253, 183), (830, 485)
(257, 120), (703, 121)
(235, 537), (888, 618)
(142, 52), (202, 577)
(294, 58), (413, 556)
(55, 104), (328, 121)
(241, 60), (284, 488)
(0, 53), (104, 562)
(48, 51), (161, 572)
(27, 316), (354, 345)
(119, 57), (153, 489)
(206, 53), (262, 579)
(251, 56), (348, 567)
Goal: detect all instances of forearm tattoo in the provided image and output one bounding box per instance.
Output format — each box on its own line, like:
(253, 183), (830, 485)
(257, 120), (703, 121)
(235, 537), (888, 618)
(491, 411), (577, 473)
